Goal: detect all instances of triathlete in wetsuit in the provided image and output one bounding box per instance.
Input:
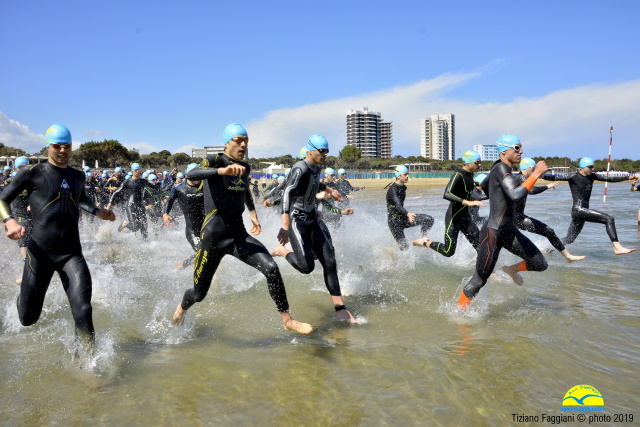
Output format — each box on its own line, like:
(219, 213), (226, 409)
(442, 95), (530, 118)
(386, 165), (434, 251)
(544, 156), (635, 254)
(334, 168), (364, 208)
(271, 134), (356, 322)
(163, 164), (205, 269)
(458, 134), (549, 310)
(515, 158), (585, 262)
(469, 174), (489, 226)
(0, 124), (115, 347)
(172, 123), (312, 335)
(106, 163), (149, 239)
(412, 151), (484, 256)
(631, 177), (640, 226)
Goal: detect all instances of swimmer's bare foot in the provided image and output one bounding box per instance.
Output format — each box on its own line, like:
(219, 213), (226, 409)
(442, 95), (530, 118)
(16, 277), (22, 285)
(335, 308), (356, 323)
(270, 244), (292, 258)
(412, 237), (431, 247)
(561, 249), (585, 263)
(117, 220), (128, 232)
(502, 265), (524, 286)
(281, 313), (313, 334)
(613, 242), (636, 255)
(174, 261), (184, 271)
(172, 304), (186, 325)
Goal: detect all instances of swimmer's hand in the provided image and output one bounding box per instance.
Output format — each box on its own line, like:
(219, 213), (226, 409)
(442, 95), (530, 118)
(464, 200), (485, 207)
(4, 219), (25, 240)
(329, 188), (343, 202)
(97, 209), (116, 222)
(407, 212), (417, 223)
(341, 208), (354, 216)
(547, 183), (559, 189)
(277, 227), (290, 245)
(347, 195), (355, 200)
(218, 164), (246, 177)
(163, 213), (173, 227)
(249, 212), (262, 236)
(316, 191), (330, 201)
(263, 199), (274, 207)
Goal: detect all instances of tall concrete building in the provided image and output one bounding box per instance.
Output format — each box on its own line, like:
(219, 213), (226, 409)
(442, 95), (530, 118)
(472, 144), (499, 162)
(346, 107), (392, 158)
(419, 114), (455, 160)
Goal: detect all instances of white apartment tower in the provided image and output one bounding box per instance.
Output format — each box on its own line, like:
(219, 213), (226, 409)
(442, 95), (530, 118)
(472, 144), (499, 162)
(420, 114), (455, 160)
(346, 107), (392, 158)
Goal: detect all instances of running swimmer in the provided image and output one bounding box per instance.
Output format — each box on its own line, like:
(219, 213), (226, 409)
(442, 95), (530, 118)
(271, 134), (357, 323)
(545, 157), (635, 255)
(172, 123), (312, 335)
(412, 150), (484, 256)
(0, 124), (116, 350)
(5, 157), (33, 284)
(106, 163), (150, 239)
(458, 134), (549, 310)
(469, 174), (489, 226)
(386, 165), (434, 251)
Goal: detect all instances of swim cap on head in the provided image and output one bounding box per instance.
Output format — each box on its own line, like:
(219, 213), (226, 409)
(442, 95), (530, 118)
(163, 171), (169, 176)
(579, 157), (595, 169)
(284, 168), (291, 176)
(306, 134), (329, 152)
(131, 163), (141, 170)
(15, 157), (28, 168)
(115, 167), (123, 173)
(338, 168), (346, 176)
(324, 167), (335, 176)
(147, 174), (158, 182)
(223, 123), (248, 144)
(3, 166), (10, 171)
(298, 147), (308, 159)
(462, 150), (481, 164)
(85, 172), (93, 178)
(10, 171), (17, 177)
(475, 173), (488, 184)
(186, 163), (198, 173)
(272, 174), (279, 179)
(102, 170), (108, 174)
(395, 165), (409, 177)
(496, 134), (521, 154)
(83, 166), (90, 171)
(45, 124), (72, 147)
(176, 172), (184, 178)
(142, 172), (150, 179)
(277, 176), (285, 184)
(519, 158), (536, 171)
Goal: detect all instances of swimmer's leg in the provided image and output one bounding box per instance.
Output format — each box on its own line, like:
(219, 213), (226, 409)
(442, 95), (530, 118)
(17, 244), (55, 326)
(60, 255), (95, 347)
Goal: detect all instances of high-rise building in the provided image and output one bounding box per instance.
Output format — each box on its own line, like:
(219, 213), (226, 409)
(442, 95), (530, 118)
(472, 144), (499, 162)
(419, 114), (455, 160)
(346, 107), (392, 158)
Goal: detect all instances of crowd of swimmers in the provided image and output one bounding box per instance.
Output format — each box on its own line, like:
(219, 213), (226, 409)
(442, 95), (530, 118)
(0, 123), (637, 360)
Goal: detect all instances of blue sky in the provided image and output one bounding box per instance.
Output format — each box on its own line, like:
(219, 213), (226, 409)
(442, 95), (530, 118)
(1, 1), (638, 161)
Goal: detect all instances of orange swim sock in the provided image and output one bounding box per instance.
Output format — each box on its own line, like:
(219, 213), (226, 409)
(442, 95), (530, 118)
(458, 291), (472, 310)
(517, 260), (528, 272)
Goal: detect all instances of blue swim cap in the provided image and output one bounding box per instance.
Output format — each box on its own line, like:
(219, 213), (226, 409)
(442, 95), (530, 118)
(142, 171), (150, 179)
(101, 173), (108, 178)
(579, 157), (595, 169)
(3, 166), (10, 171)
(186, 163), (198, 173)
(115, 167), (123, 173)
(462, 150), (481, 164)
(102, 170), (108, 174)
(223, 123), (248, 144)
(475, 173), (488, 184)
(496, 134), (521, 154)
(85, 172), (93, 178)
(45, 124), (72, 147)
(10, 171), (17, 177)
(324, 167), (335, 176)
(163, 171), (169, 176)
(395, 165), (409, 177)
(277, 176), (285, 184)
(15, 157), (28, 168)
(148, 174), (158, 182)
(126, 174), (132, 179)
(284, 168), (291, 176)
(306, 134), (329, 152)
(131, 163), (141, 170)
(176, 172), (184, 178)
(298, 147), (308, 159)
(272, 174), (279, 179)
(338, 168), (346, 176)
(519, 158), (536, 171)
(83, 166), (91, 171)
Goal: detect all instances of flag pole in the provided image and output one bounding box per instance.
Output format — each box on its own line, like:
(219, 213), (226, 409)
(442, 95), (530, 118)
(603, 126), (613, 202)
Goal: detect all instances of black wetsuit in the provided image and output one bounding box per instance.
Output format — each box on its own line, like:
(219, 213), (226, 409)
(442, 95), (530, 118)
(143, 182), (164, 224)
(462, 161), (548, 300)
(386, 182), (434, 251)
(109, 177), (150, 239)
(0, 162), (102, 340)
(3, 175), (33, 249)
(179, 153), (289, 313)
(468, 186), (488, 226)
(429, 169), (481, 257)
(334, 178), (361, 208)
(164, 180), (205, 267)
(281, 159), (342, 296)
(513, 174), (565, 252)
(545, 172), (628, 244)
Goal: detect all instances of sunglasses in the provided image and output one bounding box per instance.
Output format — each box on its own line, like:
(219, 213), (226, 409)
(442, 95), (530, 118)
(587, 165), (594, 169)
(230, 136), (249, 144)
(50, 143), (70, 150)
(474, 161), (482, 165)
(511, 145), (522, 153)
(316, 148), (329, 154)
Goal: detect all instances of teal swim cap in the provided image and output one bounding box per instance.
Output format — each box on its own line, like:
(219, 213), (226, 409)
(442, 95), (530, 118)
(223, 123), (248, 144)
(115, 167), (123, 173)
(85, 172), (93, 178)
(277, 176), (285, 184)
(162, 171), (169, 176)
(131, 163), (141, 170)
(306, 134), (329, 152)
(496, 134), (521, 154)
(579, 157), (595, 169)
(83, 166), (91, 172)
(10, 171), (17, 177)
(142, 171), (149, 179)
(176, 172), (184, 178)
(338, 168), (346, 176)
(475, 173), (488, 184)
(462, 150), (481, 164)
(186, 163), (198, 173)
(3, 166), (10, 171)
(147, 174), (158, 182)
(395, 165), (409, 177)
(101, 173), (108, 178)
(15, 157), (28, 168)
(298, 147), (308, 159)
(45, 124), (72, 147)
(519, 158), (536, 171)
(324, 168), (335, 176)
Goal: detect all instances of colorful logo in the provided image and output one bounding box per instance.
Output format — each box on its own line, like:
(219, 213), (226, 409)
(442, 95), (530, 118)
(560, 385), (606, 412)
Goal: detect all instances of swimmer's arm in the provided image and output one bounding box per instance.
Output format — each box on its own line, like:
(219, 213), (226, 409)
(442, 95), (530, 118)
(443, 173), (464, 203)
(244, 186), (256, 212)
(186, 156), (223, 180)
(163, 187), (178, 215)
(528, 185), (549, 195)
(281, 168), (302, 215)
(0, 198), (15, 223)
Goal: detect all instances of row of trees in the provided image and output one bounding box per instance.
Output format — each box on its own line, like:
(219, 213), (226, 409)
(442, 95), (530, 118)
(2, 140), (639, 173)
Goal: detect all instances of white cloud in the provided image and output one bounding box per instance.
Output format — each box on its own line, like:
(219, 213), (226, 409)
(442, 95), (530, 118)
(0, 112), (44, 154)
(245, 75), (640, 160)
(174, 144), (199, 156)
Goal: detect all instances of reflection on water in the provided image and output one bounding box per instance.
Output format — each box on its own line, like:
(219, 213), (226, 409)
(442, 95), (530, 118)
(1, 184), (638, 424)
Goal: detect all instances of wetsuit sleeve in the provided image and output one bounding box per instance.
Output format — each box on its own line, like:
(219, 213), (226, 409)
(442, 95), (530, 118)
(245, 185), (256, 212)
(542, 173), (570, 181)
(164, 186), (178, 214)
(498, 165), (530, 201)
(318, 182), (327, 192)
(282, 167), (303, 214)
(389, 185), (408, 216)
(529, 185), (549, 195)
(443, 173), (464, 203)
(0, 168), (31, 221)
(186, 155), (222, 181)
(320, 199), (341, 214)
(109, 181), (127, 205)
(79, 184), (100, 215)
